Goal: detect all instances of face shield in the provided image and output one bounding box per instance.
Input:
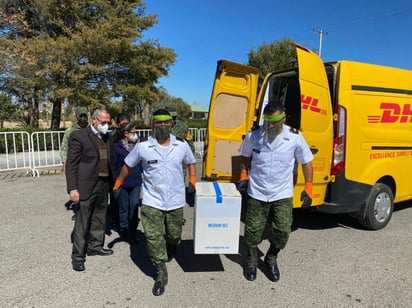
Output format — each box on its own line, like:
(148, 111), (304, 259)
(263, 112), (285, 137)
(153, 114), (173, 139)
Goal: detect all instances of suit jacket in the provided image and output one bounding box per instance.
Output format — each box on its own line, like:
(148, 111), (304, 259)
(66, 126), (114, 200)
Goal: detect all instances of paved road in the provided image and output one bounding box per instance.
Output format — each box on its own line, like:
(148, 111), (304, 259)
(1, 169), (411, 308)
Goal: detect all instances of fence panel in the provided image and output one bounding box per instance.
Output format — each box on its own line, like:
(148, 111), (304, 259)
(1, 128), (207, 176)
(136, 129), (152, 142)
(190, 128), (206, 158)
(0, 131), (33, 173)
(30, 131), (65, 176)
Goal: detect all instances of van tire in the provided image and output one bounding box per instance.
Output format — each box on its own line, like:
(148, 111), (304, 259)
(359, 183), (394, 230)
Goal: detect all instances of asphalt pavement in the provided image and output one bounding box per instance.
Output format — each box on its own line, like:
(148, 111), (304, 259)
(1, 167), (411, 308)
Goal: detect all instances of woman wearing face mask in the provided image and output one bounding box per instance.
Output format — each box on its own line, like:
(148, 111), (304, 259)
(113, 122), (143, 244)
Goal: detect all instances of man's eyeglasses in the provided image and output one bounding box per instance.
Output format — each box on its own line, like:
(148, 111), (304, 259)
(96, 118), (110, 125)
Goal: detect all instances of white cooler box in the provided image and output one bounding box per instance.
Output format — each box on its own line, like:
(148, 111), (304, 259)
(194, 182), (241, 254)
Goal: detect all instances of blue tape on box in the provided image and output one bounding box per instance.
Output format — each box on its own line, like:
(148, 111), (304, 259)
(213, 182), (223, 203)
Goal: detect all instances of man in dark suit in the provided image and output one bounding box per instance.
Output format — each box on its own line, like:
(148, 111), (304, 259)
(66, 108), (114, 272)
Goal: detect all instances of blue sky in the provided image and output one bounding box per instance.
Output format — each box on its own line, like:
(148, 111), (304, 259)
(144, 0), (412, 109)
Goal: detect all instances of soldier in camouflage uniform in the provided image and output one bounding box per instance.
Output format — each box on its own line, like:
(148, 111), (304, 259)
(113, 109), (196, 296)
(169, 110), (196, 208)
(60, 107), (89, 173)
(171, 117), (195, 154)
(238, 102), (314, 282)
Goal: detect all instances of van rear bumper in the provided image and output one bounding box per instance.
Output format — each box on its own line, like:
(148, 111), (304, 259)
(315, 172), (372, 214)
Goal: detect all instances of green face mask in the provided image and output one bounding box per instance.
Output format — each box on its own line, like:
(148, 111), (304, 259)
(154, 125), (171, 139)
(264, 120), (283, 137)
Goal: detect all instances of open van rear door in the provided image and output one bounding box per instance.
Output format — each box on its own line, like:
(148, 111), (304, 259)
(293, 43), (333, 206)
(202, 60), (259, 182)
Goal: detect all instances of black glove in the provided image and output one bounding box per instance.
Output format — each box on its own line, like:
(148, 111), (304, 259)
(113, 189), (121, 200)
(300, 190), (312, 208)
(187, 182), (196, 194)
(237, 180), (248, 194)
(64, 200), (79, 213)
(186, 183), (196, 207)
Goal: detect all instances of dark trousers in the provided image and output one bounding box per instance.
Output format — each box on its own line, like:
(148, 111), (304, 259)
(71, 179), (110, 262)
(118, 185), (141, 233)
(106, 192), (119, 233)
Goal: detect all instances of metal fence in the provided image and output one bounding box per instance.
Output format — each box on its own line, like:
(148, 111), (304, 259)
(0, 128), (207, 177)
(0, 131), (33, 173)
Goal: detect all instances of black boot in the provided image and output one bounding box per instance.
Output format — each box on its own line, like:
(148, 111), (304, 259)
(244, 247), (258, 281)
(166, 243), (177, 262)
(264, 246), (280, 282)
(152, 262), (168, 296)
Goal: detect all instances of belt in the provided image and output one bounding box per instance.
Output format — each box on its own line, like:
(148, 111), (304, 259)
(98, 176), (110, 181)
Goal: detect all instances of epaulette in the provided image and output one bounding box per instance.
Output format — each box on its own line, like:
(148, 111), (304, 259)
(290, 127), (299, 134)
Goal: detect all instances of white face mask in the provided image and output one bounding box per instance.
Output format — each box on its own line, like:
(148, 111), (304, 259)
(97, 123), (109, 135)
(128, 134), (138, 143)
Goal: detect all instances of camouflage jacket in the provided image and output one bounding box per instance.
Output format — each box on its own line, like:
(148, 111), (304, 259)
(172, 120), (195, 154)
(60, 123), (82, 163)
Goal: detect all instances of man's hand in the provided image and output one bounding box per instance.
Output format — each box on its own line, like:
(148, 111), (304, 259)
(112, 178), (123, 199)
(69, 190), (80, 204)
(187, 175), (196, 194)
(237, 171), (249, 194)
(300, 182), (313, 208)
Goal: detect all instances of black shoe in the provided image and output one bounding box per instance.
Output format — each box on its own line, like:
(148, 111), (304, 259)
(244, 265), (257, 281)
(152, 280), (165, 296)
(119, 230), (129, 242)
(72, 260), (85, 272)
(87, 248), (114, 256)
(264, 256), (280, 282)
(152, 263), (168, 296)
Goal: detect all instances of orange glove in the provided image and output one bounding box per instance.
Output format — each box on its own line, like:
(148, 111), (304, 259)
(238, 171), (249, 193)
(239, 171), (249, 182)
(300, 182), (313, 208)
(113, 178), (123, 191)
(187, 175), (196, 194)
(304, 182), (313, 198)
(189, 175), (196, 188)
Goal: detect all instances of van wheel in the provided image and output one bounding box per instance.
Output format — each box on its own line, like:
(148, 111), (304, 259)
(359, 183), (393, 230)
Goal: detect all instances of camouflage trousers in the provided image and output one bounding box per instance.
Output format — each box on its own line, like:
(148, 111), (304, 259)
(140, 205), (184, 265)
(244, 197), (293, 250)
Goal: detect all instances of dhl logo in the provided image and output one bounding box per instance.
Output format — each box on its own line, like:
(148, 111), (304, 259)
(301, 95), (327, 115)
(368, 103), (412, 123)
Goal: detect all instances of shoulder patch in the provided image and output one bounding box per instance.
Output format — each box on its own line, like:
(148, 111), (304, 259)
(290, 127), (299, 134)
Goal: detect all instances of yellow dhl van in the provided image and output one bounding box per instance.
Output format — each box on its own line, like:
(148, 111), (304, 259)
(203, 42), (412, 230)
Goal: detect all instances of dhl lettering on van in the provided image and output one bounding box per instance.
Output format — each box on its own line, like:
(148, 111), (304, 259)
(301, 95), (327, 115)
(368, 102), (412, 123)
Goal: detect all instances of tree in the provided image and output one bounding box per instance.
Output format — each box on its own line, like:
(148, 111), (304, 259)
(0, 0), (176, 128)
(247, 38), (297, 77)
(0, 93), (20, 128)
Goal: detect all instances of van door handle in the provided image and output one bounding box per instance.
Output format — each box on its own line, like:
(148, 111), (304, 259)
(310, 147), (318, 154)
